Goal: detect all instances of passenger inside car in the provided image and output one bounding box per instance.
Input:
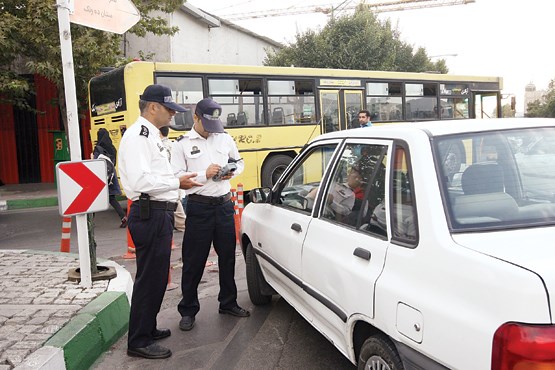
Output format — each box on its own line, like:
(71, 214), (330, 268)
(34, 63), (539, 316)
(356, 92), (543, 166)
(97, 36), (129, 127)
(316, 164), (366, 222)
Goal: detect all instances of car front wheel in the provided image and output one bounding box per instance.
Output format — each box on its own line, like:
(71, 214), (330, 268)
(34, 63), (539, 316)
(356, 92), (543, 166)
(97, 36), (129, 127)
(245, 242), (272, 305)
(358, 334), (404, 370)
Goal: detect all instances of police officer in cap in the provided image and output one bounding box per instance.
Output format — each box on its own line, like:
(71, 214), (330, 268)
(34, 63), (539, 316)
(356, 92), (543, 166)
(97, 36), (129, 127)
(171, 98), (248, 332)
(119, 84), (202, 359)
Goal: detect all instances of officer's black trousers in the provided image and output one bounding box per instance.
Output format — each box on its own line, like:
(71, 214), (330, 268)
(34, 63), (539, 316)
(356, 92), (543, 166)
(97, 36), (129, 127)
(178, 199), (237, 317)
(127, 205), (173, 349)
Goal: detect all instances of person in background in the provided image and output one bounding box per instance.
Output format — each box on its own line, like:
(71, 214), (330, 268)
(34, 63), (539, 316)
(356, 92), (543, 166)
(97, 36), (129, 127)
(93, 128), (127, 228)
(171, 98), (249, 333)
(118, 84), (202, 360)
(159, 126), (186, 232)
(358, 110), (373, 128)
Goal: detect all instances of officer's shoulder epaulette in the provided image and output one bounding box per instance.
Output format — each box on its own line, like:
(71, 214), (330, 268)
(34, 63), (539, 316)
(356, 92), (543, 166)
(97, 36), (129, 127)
(139, 125), (149, 138)
(176, 134), (186, 142)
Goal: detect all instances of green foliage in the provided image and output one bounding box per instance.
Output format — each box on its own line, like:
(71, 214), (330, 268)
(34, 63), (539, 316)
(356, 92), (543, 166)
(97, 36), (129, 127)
(502, 103), (515, 118)
(526, 80), (555, 118)
(264, 6), (448, 74)
(0, 0), (183, 115)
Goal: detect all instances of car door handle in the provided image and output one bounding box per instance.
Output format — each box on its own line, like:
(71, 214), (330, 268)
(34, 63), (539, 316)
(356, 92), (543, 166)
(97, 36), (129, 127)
(291, 223), (302, 232)
(353, 247), (371, 261)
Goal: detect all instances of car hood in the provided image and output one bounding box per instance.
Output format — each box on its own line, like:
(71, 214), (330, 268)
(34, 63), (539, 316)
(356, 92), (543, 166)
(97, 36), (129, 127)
(452, 227), (555, 315)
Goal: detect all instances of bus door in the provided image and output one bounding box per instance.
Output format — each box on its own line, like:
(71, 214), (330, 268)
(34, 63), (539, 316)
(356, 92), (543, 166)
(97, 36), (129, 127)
(319, 89), (364, 133)
(473, 91), (501, 118)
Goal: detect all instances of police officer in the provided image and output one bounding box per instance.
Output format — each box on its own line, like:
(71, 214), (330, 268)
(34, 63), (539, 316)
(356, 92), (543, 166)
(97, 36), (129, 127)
(171, 98), (249, 332)
(119, 84), (202, 359)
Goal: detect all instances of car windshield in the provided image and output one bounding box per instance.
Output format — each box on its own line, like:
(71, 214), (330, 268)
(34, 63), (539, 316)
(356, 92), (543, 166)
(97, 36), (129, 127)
(435, 127), (555, 231)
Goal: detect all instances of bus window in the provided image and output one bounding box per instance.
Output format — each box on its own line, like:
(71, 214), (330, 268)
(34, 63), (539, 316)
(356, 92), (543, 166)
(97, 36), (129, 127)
(320, 91), (340, 133)
(439, 83), (469, 119)
(90, 67), (126, 117)
(474, 92), (499, 119)
(208, 78), (264, 127)
(366, 81), (402, 122)
(440, 98), (469, 119)
(405, 83), (439, 120)
(268, 80), (315, 125)
(156, 76), (203, 131)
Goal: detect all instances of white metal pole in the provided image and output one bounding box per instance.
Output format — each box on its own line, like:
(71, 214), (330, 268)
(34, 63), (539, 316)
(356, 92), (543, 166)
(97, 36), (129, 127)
(56, 0), (92, 288)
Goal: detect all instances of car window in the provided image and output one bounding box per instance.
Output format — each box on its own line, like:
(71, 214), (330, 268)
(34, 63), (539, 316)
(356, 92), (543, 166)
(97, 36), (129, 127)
(320, 143), (389, 237)
(436, 128), (555, 231)
(391, 146), (418, 244)
(277, 144), (338, 213)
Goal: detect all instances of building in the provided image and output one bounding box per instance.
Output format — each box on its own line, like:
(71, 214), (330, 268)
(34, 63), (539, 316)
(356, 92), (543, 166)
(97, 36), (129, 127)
(524, 82), (546, 115)
(124, 3), (282, 65)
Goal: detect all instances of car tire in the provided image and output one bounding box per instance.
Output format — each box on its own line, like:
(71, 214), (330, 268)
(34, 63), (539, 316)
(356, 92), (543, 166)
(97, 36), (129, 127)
(358, 334), (404, 370)
(261, 154), (292, 188)
(245, 242), (272, 305)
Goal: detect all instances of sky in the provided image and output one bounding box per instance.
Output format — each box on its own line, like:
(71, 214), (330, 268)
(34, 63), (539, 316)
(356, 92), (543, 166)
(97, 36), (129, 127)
(190, 0), (555, 114)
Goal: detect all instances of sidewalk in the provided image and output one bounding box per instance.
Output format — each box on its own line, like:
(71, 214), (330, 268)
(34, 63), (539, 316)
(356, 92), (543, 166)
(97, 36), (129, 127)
(0, 250), (132, 370)
(0, 183), (133, 369)
(0, 183), (58, 211)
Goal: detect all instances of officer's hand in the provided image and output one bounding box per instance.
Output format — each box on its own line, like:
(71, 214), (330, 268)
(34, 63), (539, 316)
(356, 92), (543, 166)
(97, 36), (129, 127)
(179, 173), (202, 189)
(206, 164), (221, 179)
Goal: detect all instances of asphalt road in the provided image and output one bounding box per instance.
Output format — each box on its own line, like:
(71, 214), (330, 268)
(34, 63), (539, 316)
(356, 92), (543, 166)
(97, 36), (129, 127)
(0, 206), (355, 369)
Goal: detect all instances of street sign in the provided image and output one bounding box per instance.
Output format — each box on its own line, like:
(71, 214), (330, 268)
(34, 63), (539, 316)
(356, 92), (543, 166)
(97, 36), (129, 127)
(70, 0), (141, 34)
(57, 160), (109, 216)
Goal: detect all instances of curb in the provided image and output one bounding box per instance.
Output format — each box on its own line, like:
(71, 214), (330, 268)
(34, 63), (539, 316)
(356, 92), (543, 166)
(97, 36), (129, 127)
(0, 196), (126, 211)
(1, 197), (58, 211)
(14, 263), (133, 370)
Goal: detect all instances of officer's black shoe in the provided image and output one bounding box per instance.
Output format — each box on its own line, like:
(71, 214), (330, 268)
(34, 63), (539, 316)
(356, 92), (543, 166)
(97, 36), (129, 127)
(152, 328), (171, 340)
(127, 343), (172, 359)
(218, 306), (250, 317)
(179, 316), (195, 331)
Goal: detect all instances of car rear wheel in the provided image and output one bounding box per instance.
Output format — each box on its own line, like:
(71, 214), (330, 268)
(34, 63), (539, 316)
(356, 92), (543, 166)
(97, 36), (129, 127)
(245, 242), (272, 305)
(358, 334), (404, 370)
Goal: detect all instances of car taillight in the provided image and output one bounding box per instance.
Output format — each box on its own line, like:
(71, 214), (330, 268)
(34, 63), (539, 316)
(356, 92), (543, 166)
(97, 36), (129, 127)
(492, 322), (555, 370)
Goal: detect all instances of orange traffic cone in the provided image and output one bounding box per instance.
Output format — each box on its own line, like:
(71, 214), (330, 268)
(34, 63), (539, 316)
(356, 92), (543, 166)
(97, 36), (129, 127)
(60, 217), (71, 253)
(123, 199), (136, 259)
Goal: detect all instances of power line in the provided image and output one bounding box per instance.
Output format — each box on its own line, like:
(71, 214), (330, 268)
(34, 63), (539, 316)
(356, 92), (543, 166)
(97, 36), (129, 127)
(220, 0), (475, 21)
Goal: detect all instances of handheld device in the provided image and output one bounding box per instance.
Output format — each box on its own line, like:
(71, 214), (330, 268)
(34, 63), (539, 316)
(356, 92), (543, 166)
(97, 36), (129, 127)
(213, 158), (242, 182)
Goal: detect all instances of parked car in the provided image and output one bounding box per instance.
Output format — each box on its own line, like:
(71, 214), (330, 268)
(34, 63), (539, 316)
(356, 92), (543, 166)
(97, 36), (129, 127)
(240, 118), (555, 370)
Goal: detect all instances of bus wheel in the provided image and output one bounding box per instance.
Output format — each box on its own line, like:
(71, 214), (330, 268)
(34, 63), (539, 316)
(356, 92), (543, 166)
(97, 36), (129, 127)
(358, 334), (404, 370)
(261, 155), (292, 187)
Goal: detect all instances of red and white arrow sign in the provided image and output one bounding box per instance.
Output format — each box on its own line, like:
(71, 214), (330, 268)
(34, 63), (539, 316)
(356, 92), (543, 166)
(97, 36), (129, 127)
(57, 160), (109, 216)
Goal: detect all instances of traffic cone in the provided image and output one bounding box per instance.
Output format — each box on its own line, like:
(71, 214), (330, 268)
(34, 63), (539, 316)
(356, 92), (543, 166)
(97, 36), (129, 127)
(231, 189), (240, 244)
(237, 183), (244, 228)
(167, 266), (178, 290)
(60, 217), (71, 253)
(123, 199), (136, 259)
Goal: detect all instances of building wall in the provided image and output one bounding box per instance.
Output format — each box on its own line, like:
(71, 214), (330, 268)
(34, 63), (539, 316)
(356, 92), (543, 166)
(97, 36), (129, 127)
(124, 9), (279, 66)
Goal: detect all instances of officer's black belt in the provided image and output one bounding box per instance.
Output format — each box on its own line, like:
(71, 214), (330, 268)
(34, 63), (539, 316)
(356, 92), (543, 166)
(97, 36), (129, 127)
(134, 200), (178, 211)
(188, 192), (232, 205)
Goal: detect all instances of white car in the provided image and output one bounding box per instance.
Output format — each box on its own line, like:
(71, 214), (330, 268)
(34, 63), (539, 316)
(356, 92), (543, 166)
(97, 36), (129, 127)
(240, 118), (555, 370)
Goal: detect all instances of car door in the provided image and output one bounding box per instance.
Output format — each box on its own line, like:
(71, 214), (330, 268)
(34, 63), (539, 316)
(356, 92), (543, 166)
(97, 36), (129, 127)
(300, 140), (392, 351)
(253, 142), (340, 312)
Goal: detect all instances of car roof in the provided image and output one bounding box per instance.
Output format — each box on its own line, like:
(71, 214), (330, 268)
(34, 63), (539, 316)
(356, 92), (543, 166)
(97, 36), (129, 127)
(316, 118), (555, 141)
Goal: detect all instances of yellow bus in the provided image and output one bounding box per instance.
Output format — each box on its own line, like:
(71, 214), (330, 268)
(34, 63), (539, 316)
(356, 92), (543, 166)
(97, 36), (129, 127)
(88, 61), (502, 190)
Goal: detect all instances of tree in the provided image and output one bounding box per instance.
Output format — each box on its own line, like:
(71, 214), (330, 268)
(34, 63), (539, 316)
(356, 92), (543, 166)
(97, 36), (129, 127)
(526, 79), (555, 118)
(502, 103), (515, 118)
(264, 6), (448, 74)
(0, 0), (183, 126)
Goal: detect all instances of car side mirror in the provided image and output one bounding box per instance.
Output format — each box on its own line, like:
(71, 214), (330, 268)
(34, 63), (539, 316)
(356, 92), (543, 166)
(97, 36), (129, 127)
(249, 187), (272, 204)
